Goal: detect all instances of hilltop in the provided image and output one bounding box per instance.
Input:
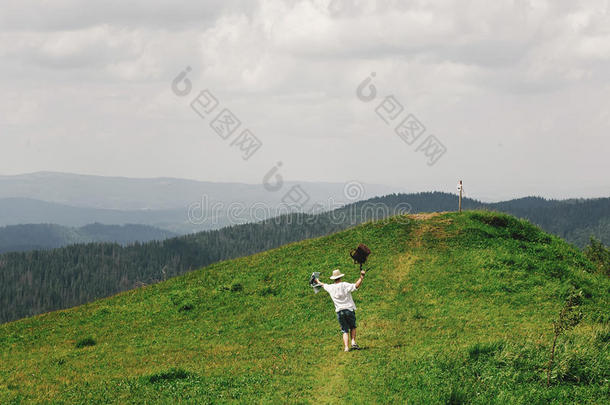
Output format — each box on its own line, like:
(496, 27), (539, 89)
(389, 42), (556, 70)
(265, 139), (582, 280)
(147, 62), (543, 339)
(0, 212), (608, 403)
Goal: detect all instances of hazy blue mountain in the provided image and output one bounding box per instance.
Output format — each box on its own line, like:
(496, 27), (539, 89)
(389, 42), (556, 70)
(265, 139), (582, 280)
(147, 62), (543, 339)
(0, 223), (177, 253)
(0, 172), (399, 210)
(0, 198), (193, 232)
(0, 172), (401, 233)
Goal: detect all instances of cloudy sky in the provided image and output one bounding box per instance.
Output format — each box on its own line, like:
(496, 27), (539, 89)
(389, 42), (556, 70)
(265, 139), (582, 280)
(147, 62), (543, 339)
(1, 0), (609, 200)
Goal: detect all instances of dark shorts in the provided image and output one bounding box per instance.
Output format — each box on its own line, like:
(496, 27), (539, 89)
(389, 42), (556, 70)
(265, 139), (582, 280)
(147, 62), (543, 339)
(336, 309), (356, 334)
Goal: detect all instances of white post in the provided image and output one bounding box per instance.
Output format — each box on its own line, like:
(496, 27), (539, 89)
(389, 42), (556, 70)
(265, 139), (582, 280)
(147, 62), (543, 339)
(457, 180), (463, 213)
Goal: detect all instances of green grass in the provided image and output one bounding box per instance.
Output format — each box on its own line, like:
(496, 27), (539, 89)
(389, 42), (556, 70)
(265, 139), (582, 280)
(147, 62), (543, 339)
(74, 337), (96, 349)
(0, 211), (608, 404)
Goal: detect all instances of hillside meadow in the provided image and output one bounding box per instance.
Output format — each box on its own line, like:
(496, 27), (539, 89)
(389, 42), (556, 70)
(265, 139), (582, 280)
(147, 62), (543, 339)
(0, 211), (608, 404)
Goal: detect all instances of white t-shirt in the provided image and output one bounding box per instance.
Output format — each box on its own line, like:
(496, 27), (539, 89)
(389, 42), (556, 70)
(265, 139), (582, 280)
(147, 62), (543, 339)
(322, 282), (358, 312)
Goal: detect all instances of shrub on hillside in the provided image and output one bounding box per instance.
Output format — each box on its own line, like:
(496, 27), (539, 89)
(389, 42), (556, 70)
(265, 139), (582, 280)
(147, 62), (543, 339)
(468, 341), (504, 361)
(75, 337), (96, 348)
(583, 237), (610, 276)
(445, 385), (468, 405)
(178, 301), (194, 312)
(546, 290), (584, 386)
(169, 291), (196, 312)
(146, 368), (191, 384)
(259, 286), (279, 296)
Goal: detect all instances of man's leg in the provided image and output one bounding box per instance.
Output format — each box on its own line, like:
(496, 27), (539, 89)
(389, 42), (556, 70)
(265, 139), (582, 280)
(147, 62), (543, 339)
(348, 310), (359, 349)
(342, 333), (349, 351)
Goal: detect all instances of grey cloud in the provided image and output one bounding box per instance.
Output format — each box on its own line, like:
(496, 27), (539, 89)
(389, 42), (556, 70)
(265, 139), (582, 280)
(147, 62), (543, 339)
(0, 0), (255, 31)
(0, 0), (608, 200)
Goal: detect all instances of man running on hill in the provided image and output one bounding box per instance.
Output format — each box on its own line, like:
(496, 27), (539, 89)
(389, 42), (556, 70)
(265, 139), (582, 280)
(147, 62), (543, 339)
(315, 268), (366, 352)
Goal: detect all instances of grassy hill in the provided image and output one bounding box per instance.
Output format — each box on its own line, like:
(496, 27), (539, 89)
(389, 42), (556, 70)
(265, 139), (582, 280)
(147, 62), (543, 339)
(0, 211), (608, 404)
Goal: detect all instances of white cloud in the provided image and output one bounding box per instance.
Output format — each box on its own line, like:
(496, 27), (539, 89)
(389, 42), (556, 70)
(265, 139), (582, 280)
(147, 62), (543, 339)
(0, 0), (608, 200)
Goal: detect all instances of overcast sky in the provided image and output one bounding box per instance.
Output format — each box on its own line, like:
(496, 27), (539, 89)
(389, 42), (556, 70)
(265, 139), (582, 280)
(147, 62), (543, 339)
(1, 0), (609, 201)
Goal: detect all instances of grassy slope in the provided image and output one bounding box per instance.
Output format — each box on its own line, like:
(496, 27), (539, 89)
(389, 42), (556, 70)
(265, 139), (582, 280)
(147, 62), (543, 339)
(0, 211), (608, 404)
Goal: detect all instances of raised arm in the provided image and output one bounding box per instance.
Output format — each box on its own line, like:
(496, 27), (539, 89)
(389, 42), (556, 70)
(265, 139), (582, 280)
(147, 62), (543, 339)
(355, 270), (365, 289)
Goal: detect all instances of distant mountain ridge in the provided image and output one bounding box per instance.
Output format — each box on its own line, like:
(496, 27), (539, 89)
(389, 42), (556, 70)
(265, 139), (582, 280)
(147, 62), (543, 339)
(0, 171), (398, 210)
(0, 223), (177, 253)
(0, 198), (192, 233)
(0, 172), (400, 233)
